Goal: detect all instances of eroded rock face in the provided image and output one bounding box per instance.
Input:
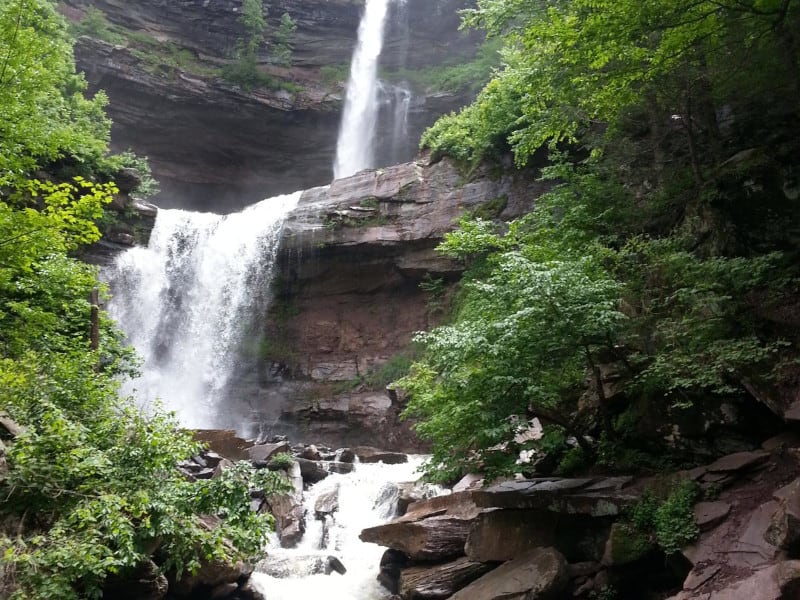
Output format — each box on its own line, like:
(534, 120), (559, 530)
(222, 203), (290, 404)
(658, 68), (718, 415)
(60, 0), (483, 211)
(228, 157), (546, 450)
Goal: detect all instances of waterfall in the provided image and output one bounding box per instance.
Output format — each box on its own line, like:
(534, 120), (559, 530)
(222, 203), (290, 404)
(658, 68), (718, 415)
(252, 458), (442, 599)
(106, 192), (300, 429)
(333, 0), (393, 179)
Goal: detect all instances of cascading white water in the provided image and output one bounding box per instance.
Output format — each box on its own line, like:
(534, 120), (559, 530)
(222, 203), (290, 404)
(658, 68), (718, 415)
(107, 192), (300, 428)
(252, 457), (443, 599)
(333, 0), (393, 179)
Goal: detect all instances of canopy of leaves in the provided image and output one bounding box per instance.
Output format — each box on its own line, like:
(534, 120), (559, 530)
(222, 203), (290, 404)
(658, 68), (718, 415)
(407, 0), (800, 479)
(0, 2), (280, 597)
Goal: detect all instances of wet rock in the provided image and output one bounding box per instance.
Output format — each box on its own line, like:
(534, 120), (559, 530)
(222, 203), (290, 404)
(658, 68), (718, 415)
(237, 580), (266, 600)
(209, 582), (238, 599)
(361, 516), (474, 562)
(694, 502), (732, 531)
(379, 549), (410, 594)
(398, 557), (494, 599)
(449, 547), (568, 600)
(326, 461), (355, 475)
(315, 484), (340, 518)
(300, 445), (322, 460)
(296, 457), (330, 485)
(169, 553), (251, 598)
(327, 556), (347, 575)
(354, 446), (408, 464)
(191, 430), (253, 461)
(247, 441), (291, 462)
(264, 493), (305, 549)
(396, 481), (444, 516)
(337, 448), (356, 463)
(465, 509), (556, 562)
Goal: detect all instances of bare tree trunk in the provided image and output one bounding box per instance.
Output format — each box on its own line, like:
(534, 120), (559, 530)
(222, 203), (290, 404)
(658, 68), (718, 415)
(90, 289), (99, 351)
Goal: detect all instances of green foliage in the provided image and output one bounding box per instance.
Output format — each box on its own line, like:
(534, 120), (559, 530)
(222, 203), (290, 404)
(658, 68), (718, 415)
(0, 4), (281, 597)
(270, 12), (296, 67)
(69, 7), (125, 45)
(630, 481), (700, 555)
(320, 63), (350, 86)
(99, 151), (160, 198)
(267, 452), (295, 469)
(365, 354), (415, 390)
(0, 0), (111, 185)
(383, 37), (502, 94)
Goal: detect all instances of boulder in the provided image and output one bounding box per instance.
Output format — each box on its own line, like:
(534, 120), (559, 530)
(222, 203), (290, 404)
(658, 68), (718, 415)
(766, 478), (800, 550)
(379, 549), (411, 594)
(237, 580), (267, 600)
(354, 446), (408, 464)
(398, 557), (495, 599)
(337, 448), (356, 463)
(360, 515), (474, 562)
(326, 461), (355, 475)
(247, 442), (291, 462)
(191, 430), (253, 461)
(101, 560), (168, 600)
(465, 509), (556, 562)
(296, 457), (330, 485)
(256, 554), (345, 578)
(315, 484), (340, 518)
(169, 556), (251, 598)
(601, 523), (656, 567)
(300, 445), (322, 460)
(704, 561), (800, 599)
(264, 493), (305, 548)
(449, 547), (568, 600)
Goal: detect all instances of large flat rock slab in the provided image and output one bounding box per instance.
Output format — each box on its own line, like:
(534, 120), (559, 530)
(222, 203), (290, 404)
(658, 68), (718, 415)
(449, 547), (568, 600)
(473, 478), (638, 517)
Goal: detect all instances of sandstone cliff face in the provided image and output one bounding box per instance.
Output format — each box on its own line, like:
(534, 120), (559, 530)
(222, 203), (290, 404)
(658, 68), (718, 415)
(60, 0), (483, 212)
(220, 156), (547, 450)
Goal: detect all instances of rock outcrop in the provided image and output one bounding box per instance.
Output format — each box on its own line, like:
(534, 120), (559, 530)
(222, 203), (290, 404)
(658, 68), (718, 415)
(221, 156), (546, 450)
(360, 439), (800, 599)
(59, 0), (484, 211)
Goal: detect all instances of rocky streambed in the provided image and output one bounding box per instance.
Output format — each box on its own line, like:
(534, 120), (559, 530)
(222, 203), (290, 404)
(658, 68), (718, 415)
(168, 428), (800, 600)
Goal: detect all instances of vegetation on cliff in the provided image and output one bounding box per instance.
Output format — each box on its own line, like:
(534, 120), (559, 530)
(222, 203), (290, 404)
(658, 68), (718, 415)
(0, 1), (278, 598)
(406, 0), (800, 480)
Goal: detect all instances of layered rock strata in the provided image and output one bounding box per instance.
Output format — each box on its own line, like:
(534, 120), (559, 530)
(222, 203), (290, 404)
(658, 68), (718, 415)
(229, 156), (546, 450)
(60, 0), (483, 211)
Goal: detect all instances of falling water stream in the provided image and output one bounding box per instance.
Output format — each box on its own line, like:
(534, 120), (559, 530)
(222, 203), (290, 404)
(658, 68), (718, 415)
(334, 0), (393, 178)
(107, 192), (300, 428)
(107, 0), (424, 596)
(252, 458), (438, 599)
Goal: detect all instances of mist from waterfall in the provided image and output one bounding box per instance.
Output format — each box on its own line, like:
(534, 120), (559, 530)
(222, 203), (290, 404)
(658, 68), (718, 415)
(333, 0), (393, 179)
(107, 192), (300, 429)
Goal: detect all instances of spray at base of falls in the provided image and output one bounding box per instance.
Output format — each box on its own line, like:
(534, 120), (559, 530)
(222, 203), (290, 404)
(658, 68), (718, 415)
(252, 457), (443, 600)
(333, 0), (393, 179)
(106, 192), (301, 429)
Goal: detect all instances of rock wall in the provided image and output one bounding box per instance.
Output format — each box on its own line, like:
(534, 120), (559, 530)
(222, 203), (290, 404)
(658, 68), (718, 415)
(220, 156), (548, 450)
(60, 0), (484, 212)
